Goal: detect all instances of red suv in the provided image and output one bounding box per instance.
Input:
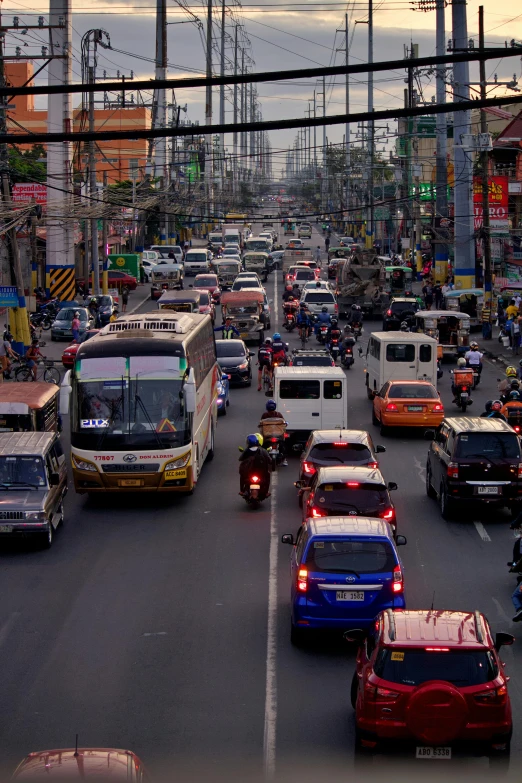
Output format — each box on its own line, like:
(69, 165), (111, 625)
(349, 609), (514, 760)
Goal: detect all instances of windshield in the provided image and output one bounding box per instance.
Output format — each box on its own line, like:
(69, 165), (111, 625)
(232, 280), (260, 291)
(0, 456), (47, 488)
(315, 482), (388, 514)
(216, 342), (246, 358)
(304, 293), (335, 303)
(58, 309), (88, 322)
(310, 443), (372, 463)
(374, 649), (497, 687)
(98, 296), (112, 307)
(296, 270), (314, 280)
(292, 356), (332, 366)
(305, 539), (395, 574)
(389, 384), (437, 399)
(390, 301), (418, 314)
(195, 277), (216, 286)
(186, 253), (207, 262)
(455, 432), (520, 459)
(246, 240), (270, 252)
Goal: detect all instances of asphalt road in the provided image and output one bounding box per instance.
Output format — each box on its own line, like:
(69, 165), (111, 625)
(0, 218), (520, 782)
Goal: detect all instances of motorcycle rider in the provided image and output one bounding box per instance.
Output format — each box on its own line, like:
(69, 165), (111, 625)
(518, 359), (522, 382)
(272, 333), (288, 365)
(451, 356), (474, 405)
(238, 433), (272, 498)
(257, 337), (274, 391)
(480, 400), (493, 418)
(259, 399), (288, 466)
(346, 303), (363, 329)
(315, 305), (332, 336)
(296, 303), (313, 338)
(487, 400), (507, 421)
(214, 316), (240, 339)
(509, 526), (522, 622)
(465, 341), (483, 380)
(282, 284), (295, 303)
(326, 317), (342, 355)
(282, 295), (299, 324)
(498, 366), (518, 396)
(502, 390), (522, 424)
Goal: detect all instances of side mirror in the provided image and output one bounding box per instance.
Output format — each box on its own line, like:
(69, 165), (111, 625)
(50, 472), (60, 487)
(495, 632), (515, 651)
(387, 482), (398, 491)
(281, 533), (294, 545)
(395, 534), (407, 546)
(294, 480), (305, 489)
(424, 429), (436, 441)
(375, 445), (386, 454)
(343, 629), (366, 645)
(249, 351), (255, 357)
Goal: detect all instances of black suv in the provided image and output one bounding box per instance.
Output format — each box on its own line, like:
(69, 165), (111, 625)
(425, 418), (522, 519)
(382, 297), (421, 331)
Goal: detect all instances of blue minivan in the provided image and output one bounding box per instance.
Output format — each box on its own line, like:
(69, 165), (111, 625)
(281, 517), (406, 644)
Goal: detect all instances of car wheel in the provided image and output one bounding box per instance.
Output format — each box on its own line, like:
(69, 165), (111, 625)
(379, 421), (387, 436)
(350, 672), (358, 709)
(440, 484), (453, 520)
(426, 462), (436, 499)
(290, 623), (305, 646)
(372, 406), (379, 426)
(41, 523), (53, 549)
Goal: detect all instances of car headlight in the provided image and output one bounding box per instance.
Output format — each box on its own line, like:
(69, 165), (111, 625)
(238, 362), (248, 370)
(164, 452), (191, 471)
(72, 455), (98, 472)
(25, 511), (47, 521)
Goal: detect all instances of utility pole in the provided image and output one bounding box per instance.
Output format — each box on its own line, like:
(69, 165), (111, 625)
(452, 0), (475, 287)
(219, 0), (225, 194)
(313, 90), (317, 172)
(367, 0), (374, 249)
(479, 5), (492, 328)
(102, 170), (108, 294)
(322, 75), (327, 213)
(205, 0), (213, 218)
(233, 25), (238, 199)
(155, 0), (167, 243)
(337, 13), (351, 230)
(434, 0), (449, 283)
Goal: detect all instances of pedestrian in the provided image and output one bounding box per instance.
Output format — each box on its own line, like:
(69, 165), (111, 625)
(433, 281), (443, 309)
(139, 262), (146, 285)
(121, 285), (129, 313)
(325, 236), (330, 253)
(71, 311), (81, 344)
(110, 308), (119, 323)
(422, 281), (433, 311)
(183, 240), (189, 257)
(515, 294), (522, 310)
(314, 246), (322, 266)
(506, 299), (519, 320)
(513, 316), (521, 355)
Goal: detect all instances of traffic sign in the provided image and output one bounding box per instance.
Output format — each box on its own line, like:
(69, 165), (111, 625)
(0, 286), (19, 307)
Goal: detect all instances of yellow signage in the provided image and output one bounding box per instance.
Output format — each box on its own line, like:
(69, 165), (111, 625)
(115, 257), (126, 267)
(156, 418), (177, 433)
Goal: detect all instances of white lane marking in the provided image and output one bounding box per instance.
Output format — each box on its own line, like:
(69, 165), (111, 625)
(413, 457), (425, 483)
(0, 612), (20, 648)
(474, 521), (491, 542)
(142, 631), (167, 637)
(263, 471), (279, 779)
(263, 249), (279, 779)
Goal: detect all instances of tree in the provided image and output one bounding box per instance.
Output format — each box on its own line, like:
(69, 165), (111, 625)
(8, 144), (46, 183)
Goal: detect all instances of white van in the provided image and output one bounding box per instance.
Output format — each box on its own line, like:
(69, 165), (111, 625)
(273, 366), (346, 445)
(364, 332), (438, 399)
(184, 249), (211, 276)
(150, 245), (183, 263)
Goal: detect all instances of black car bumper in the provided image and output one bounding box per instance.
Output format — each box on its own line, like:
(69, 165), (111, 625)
(221, 366), (251, 384)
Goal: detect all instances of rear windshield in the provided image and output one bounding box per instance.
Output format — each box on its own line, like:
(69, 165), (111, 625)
(296, 270), (315, 280)
(386, 343), (415, 362)
(304, 539), (395, 574)
(310, 443), (372, 463)
(455, 432), (520, 459)
(315, 482), (388, 515)
(198, 292), (210, 305)
(304, 293), (336, 303)
(293, 356), (333, 366)
(389, 384), (437, 399)
(216, 342), (245, 358)
(374, 649), (498, 687)
(195, 276), (216, 286)
(280, 380), (320, 399)
(390, 301), (418, 314)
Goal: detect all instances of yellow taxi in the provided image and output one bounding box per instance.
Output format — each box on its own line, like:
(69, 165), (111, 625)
(372, 380), (444, 434)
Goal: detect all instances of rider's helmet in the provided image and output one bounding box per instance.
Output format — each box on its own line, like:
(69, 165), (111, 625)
(246, 434), (259, 448)
(287, 295), (295, 302)
(266, 399), (277, 412)
(286, 285), (292, 292)
(272, 333), (281, 341)
(264, 337), (272, 345)
(321, 306), (328, 313)
(470, 341), (479, 350)
(511, 380), (521, 390)
(31, 338), (39, 346)
(330, 317), (338, 327)
(457, 357), (466, 367)
(225, 316), (232, 322)
(299, 302), (306, 309)
(507, 366), (517, 378)
(351, 304), (359, 311)
(484, 400), (493, 414)
(255, 432), (264, 447)
(492, 400), (503, 411)
(74, 311), (80, 317)
(509, 391), (521, 401)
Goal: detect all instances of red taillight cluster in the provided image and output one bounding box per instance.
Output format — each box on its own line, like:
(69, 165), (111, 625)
(297, 568), (308, 592)
(251, 475), (260, 483)
(433, 403), (444, 412)
(311, 507), (326, 518)
(392, 564), (403, 593)
(385, 403), (398, 412)
(518, 463), (522, 478)
(365, 682), (400, 702)
(367, 461), (379, 469)
(386, 309), (392, 316)
(380, 508), (395, 522)
(474, 684), (507, 705)
(447, 462), (459, 479)
(303, 461), (316, 475)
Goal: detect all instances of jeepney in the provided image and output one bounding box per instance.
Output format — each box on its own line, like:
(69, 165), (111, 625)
(220, 290), (265, 345)
(443, 288), (483, 330)
(328, 246), (351, 261)
(157, 289), (201, 313)
(150, 263), (184, 300)
(413, 310), (470, 358)
(212, 259), (241, 289)
(243, 251), (269, 282)
(283, 220), (296, 235)
(384, 265), (414, 297)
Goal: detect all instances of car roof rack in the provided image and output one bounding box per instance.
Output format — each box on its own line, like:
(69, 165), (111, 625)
(386, 608), (396, 641)
(473, 610), (484, 643)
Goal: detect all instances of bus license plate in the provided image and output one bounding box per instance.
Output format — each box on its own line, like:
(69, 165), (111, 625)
(416, 747), (451, 760)
(336, 591), (364, 601)
(118, 479), (143, 487)
(477, 486), (499, 495)
(165, 469), (187, 480)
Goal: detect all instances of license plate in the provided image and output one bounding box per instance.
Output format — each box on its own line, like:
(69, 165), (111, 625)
(118, 479), (143, 487)
(0, 524), (12, 532)
(165, 468), (187, 480)
(416, 747), (451, 760)
(407, 405), (423, 411)
(336, 591), (364, 601)
(241, 332), (249, 339)
(250, 484), (261, 490)
(478, 486), (499, 495)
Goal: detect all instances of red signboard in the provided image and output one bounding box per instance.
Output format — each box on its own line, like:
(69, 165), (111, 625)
(473, 175), (509, 230)
(12, 183), (47, 205)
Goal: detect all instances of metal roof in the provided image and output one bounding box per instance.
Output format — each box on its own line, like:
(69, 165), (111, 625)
(274, 366), (345, 378)
(308, 429), (372, 445)
(415, 310), (469, 319)
(316, 465), (385, 484)
(0, 382), (59, 410)
(371, 331), (438, 343)
(382, 610), (490, 649)
(0, 431), (56, 456)
(444, 416), (515, 433)
(308, 516), (392, 538)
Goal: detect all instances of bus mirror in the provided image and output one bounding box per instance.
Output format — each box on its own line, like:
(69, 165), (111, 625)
(184, 369), (196, 414)
(59, 371), (72, 416)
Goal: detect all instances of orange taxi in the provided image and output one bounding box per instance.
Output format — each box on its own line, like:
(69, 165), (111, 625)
(372, 380), (444, 433)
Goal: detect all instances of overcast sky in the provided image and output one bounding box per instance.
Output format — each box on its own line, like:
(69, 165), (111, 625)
(4, 0), (522, 176)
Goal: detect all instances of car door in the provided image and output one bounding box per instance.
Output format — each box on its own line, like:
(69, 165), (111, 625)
(374, 382), (390, 419)
(322, 378), (345, 429)
(431, 423), (450, 491)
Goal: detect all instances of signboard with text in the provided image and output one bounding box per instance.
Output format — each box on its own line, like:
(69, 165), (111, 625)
(0, 286), (19, 308)
(11, 183), (47, 205)
(473, 175), (509, 231)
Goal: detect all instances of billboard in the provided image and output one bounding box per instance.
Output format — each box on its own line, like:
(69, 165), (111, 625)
(473, 175), (509, 231)
(12, 183), (47, 205)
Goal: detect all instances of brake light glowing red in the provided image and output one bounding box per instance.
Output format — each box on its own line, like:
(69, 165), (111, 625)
(433, 403), (444, 412)
(347, 481), (360, 487)
(297, 568), (308, 592)
(386, 309), (392, 316)
(380, 508), (395, 521)
(385, 403), (399, 412)
(333, 442), (349, 446)
(447, 462), (459, 479)
(368, 461), (378, 469)
(311, 507), (325, 518)
(303, 461), (316, 475)
(461, 387), (469, 392)
(518, 463), (522, 478)
(425, 647), (450, 652)
(251, 475), (260, 483)
(515, 426), (521, 433)
(392, 564), (403, 593)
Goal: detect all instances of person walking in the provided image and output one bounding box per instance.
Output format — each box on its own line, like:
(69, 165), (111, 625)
(121, 285), (129, 313)
(513, 316), (521, 356)
(324, 235), (330, 253)
(71, 311), (81, 344)
(422, 281), (434, 311)
(433, 282), (443, 310)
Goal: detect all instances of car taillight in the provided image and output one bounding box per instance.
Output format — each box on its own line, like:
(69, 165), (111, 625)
(367, 461), (378, 469)
(474, 685), (507, 705)
(365, 682), (400, 702)
(297, 568), (308, 592)
(515, 426), (521, 433)
(433, 403), (444, 412)
(380, 508), (395, 522)
(334, 303), (339, 311)
(386, 309), (392, 316)
(447, 462), (459, 479)
(311, 507), (325, 518)
(385, 403), (398, 412)
(392, 563), (403, 593)
(303, 461), (316, 475)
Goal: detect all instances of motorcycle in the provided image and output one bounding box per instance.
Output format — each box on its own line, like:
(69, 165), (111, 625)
(329, 337), (341, 362)
(317, 323), (329, 344)
(243, 474), (269, 507)
(351, 321), (362, 340)
(452, 368), (474, 413)
(283, 310), (297, 332)
(30, 311), (53, 331)
(341, 336), (356, 369)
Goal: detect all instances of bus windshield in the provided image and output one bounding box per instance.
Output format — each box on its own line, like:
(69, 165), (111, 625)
(245, 240), (269, 252)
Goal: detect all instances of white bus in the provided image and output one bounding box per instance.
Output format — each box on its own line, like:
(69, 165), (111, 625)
(61, 312), (219, 494)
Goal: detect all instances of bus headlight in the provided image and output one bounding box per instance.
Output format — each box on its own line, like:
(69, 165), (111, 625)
(164, 453), (191, 471)
(72, 455), (98, 472)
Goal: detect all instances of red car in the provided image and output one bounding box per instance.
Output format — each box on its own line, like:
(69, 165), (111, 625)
(62, 329), (99, 368)
(76, 271), (137, 291)
(193, 273), (221, 303)
(349, 609), (513, 759)
(13, 747), (147, 778)
(194, 289), (216, 322)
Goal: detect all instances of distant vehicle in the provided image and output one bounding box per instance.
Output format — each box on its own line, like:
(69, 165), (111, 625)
(372, 380), (444, 434)
(184, 249), (211, 276)
(13, 747), (148, 778)
(288, 349), (335, 368)
(215, 339), (253, 385)
(150, 244), (183, 263)
(61, 329), (99, 368)
(300, 287), (338, 316)
(76, 270), (137, 292)
(51, 307), (94, 341)
(298, 429), (385, 487)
